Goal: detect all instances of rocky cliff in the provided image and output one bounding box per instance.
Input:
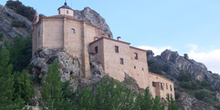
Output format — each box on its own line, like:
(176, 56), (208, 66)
(74, 7), (113, 38)
(147, 49), (220, 110)
(0, 5), (32, 42)
(148, 49), (220, 91)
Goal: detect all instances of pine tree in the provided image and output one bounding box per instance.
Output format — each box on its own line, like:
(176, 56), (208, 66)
(78, 87), (96, 110)
(41, 60), (63, 109)
(0, 48), (25, 109)
(152, 96), (165, 110)
(13, 70), (35, 103)
(167, 94), (178, 110)
(141, 87), (153, 110)
(134, 93), (143, 110)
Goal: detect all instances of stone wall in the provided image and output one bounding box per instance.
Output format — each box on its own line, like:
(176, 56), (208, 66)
(89, 37), (149, 89)
(148, 72), (175, 99)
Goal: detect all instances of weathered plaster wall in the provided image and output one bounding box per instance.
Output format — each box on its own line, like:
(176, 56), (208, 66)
(148, 72), (175, 99)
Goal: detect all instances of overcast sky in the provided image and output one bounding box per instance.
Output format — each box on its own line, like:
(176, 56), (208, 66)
(0, 0), (220, 74)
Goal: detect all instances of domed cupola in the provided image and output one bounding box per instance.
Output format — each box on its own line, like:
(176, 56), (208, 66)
(58, 2), (74, 16)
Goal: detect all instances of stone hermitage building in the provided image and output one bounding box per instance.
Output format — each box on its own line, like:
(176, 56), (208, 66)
(32, 2), (175, 99)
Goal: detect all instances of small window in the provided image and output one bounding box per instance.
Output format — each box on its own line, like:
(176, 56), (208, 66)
(134, 66), (136, 69)
(134, 53), (138, 60)
(161, 83), (164, 90)
(166, 83), (168, 89)
(66, 10), (69, 14)
(71, 29), (75, 34)
(142, 68), (144, 71)
(170, 85), (172, 91)
(120, 58), (124, 65)
(38, 31), (40, 37)
(95, 46), (98, 53)
(152, 82), (156, 87)
(115, 46), (119, 53)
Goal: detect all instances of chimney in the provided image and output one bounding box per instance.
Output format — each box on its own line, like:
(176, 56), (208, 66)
(117, 36), (121, 41)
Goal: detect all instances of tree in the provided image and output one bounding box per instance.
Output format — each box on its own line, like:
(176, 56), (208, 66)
(152, 96), (165, 110)
(134, 93), (143, 110)
(41, 60), (63, 109)
(167, 94), (178, 110)
(96, 77), (133, 110)
(141, 87), (153, 110)
(13, 70), (35, 103)
(0, 47), (25, 109)
(6, 0), (36, 21)
(5, 36), (32, 72)
(77, 87), (96, 110)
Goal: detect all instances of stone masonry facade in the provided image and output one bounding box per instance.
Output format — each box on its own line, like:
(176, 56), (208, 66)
(32, 2), (175, 99)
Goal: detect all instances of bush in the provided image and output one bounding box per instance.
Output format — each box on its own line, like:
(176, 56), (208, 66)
(200, 81), (215, 91)
(178, 70), (193, 82)
(147, 59), (163, 74)
(6, 0), (36, 21)
(195, 90), (211, 101)
(0, 33), (3, 40)
(180, 82), (192, 89)
(12, 20), (25, 27)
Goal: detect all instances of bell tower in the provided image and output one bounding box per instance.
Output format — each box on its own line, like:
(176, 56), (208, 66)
(58, 2), (74, 16)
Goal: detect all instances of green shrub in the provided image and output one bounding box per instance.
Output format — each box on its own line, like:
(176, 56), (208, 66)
(195, 90), (211, 101)
(215, 104), (220, 109)
(0, 33), (3, 40)
(178, 70), (193, 82)
(180, 82), (192, 89)
(6, 0), (36, 21)
(200, 80), (215, 91)
(147, 59), (163, 74)
(12, 20), (25, 27)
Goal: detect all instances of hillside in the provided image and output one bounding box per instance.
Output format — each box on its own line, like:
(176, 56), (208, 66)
(0, 1), (219, 110)
(147, 50), (220, 109)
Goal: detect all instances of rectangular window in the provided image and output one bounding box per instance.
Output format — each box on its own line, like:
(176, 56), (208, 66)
(71, 29), (75, 34)
(38, 31), (40, 37)
(161, 83), (164, 90)
(95, 46), (98, 53)
(152, 82), (156, 87)
(134, 53), (138, 60)
(170, 85), (172, 91)
(166, 83), (168, 89)
(120, 58), (124, 65)
(115, 46), (119, 53)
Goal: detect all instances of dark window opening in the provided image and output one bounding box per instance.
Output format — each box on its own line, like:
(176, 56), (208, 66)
(115, 46), (119, 53)
(67, 10), (69, 14)
(38, 31), (40, 37)
(134, 53), (138, 60)
(120, 58), (124, 65)
(161, 83), (164, 90)
(95, 46), (98, 53)
(166, 83), (168, 89)
(170, 85), (172, 91)
(152, 82), (156, 87)
(134, 66), (136, 69)
(72, 29), (75, 34)
(142, 68), (144, 71)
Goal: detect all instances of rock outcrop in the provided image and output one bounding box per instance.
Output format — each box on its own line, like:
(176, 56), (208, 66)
(176, 92), (218, 110)
(0, 5), (32, 41)
(147, 49), (220, 91)
(74, 7), (113, 38)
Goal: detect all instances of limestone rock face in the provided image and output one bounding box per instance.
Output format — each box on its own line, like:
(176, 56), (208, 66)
(0, 5), (32, 41)
(74, 7), (113, 38)
(31, 48), (82, 82)
(176, 92), (218, 110)
(147, 49), (220, 91)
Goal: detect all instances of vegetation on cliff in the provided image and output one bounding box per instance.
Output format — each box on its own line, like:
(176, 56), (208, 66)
(5, 0), (36, 21)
